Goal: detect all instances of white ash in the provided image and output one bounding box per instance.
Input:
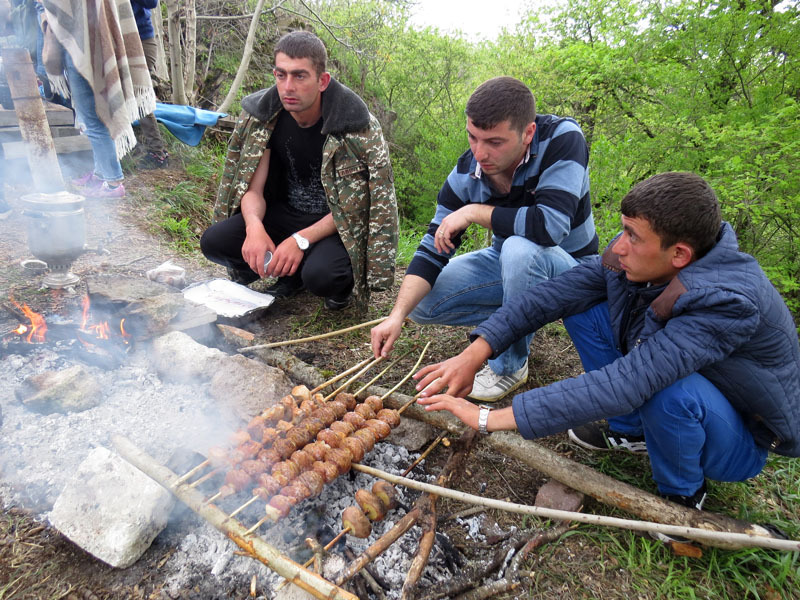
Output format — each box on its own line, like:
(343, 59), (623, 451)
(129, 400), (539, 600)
(0, 342), (461, 598)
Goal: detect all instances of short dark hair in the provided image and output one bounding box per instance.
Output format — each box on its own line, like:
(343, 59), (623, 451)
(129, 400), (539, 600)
(274, 31), (328, 75)
(621, 172), (721, 258)
(465, 77), (536, 134)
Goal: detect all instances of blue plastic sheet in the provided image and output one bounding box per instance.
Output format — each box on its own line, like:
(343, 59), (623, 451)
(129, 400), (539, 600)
(150, 103), (228, 146)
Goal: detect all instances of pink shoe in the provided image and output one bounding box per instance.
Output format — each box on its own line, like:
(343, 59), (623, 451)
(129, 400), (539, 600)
(85, 181), (126, 199)
(71, 171), (102, 190)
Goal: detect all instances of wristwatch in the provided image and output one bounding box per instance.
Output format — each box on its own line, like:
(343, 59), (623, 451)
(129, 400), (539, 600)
(478, 405), (492, 435)
(292, 232), (310, 251)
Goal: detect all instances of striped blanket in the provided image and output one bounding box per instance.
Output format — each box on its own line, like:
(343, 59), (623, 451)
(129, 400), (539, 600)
(42, 0), (156, 159)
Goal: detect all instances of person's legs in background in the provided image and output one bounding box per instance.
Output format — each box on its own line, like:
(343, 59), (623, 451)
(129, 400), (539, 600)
(135, 36), (168, 169)
(63, 53), (125, 198)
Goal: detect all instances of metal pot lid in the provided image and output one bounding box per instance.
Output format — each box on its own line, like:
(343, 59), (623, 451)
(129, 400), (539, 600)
(19, 191), (85, 211)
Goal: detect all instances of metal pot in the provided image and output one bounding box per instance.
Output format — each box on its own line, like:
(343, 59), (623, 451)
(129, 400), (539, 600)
(20, 191), (86, 287)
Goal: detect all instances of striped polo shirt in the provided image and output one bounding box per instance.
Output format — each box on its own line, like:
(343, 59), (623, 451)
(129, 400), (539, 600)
(407, 114), (597, 286)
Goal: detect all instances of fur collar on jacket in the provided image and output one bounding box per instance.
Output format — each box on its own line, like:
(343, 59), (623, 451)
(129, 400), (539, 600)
(240, 77), (370, 135)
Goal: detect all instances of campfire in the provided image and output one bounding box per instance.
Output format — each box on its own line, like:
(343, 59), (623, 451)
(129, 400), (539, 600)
(2, 294), (132, 368)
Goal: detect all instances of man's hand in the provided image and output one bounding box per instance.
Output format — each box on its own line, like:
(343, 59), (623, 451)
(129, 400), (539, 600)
(241, 224), (275, 278)
(268, 236), (305, 278)
(371, 315), (405, 358)
(413, 336), (493, 397)
(434, 205), (494, 253)
(417, 395), (518, 433)
(416, 394), (481, 428)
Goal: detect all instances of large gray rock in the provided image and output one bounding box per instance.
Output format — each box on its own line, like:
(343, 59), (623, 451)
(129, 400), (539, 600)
(150, 330), (227, 382)
(15, 365), (102, 414)
(387, 416), (437, 452)
(49, 447), (174, 568)
(209, 354), (294, 421)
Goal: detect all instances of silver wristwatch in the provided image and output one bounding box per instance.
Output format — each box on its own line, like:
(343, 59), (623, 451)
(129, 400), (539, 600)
(292, 232), (310, 251)
(478, 405), (491, 435)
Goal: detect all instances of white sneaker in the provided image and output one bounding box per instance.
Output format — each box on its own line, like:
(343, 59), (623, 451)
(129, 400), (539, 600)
(468, 362), (528, 403)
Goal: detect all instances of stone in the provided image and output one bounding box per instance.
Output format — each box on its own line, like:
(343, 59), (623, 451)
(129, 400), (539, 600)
(386, 416), (437, 452)
(209, 354), (294, 421)
(85, 275), (216, 339)
(534, 479), (585, 513)
(49, 447), (174, 568)
(150, 331), (227, 382)
(15, 365), (102, 413)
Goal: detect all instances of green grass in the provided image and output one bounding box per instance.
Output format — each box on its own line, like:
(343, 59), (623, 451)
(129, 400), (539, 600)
(554, 449), (800, 599)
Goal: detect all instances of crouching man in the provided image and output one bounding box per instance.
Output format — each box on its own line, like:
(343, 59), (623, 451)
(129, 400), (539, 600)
(415, 172), (800, 519)
(201, 31), (397, 312)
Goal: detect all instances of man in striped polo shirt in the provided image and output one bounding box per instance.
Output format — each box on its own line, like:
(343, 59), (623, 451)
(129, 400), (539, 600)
(372, 76), (597, 402)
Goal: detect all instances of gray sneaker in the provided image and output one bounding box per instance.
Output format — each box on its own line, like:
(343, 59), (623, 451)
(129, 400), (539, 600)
(467, 362), (528, 403)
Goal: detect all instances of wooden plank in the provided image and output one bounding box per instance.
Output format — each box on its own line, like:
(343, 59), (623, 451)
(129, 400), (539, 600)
(1, 48), (64, 190)
(0, 124), (80, 143)
(0, 104), (74, 127)
(3, 133), (91, 158)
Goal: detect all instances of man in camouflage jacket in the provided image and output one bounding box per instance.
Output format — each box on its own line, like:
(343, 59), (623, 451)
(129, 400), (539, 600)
(202, 31), (397, 313)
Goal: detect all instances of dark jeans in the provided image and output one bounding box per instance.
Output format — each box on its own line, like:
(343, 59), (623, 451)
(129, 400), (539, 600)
(200, 205), (353, 299)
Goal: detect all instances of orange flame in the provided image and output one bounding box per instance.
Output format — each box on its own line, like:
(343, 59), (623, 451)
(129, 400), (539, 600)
(10, 298), (47, 343)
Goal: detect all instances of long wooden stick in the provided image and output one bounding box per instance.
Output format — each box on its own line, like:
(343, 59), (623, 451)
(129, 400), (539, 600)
(112, 435), (358, 600)
(239, 317), (387, 352)
(380, 342), (431, 401)
(311, 356), (374, 394)
(350, 463), (800, 552)
(353, 348), (416, 397)
(172, 459), (210, 487)
(323, 356), (385, 401)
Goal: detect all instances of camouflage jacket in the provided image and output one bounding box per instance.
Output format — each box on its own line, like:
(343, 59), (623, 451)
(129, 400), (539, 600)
(212, 78), (398, 312)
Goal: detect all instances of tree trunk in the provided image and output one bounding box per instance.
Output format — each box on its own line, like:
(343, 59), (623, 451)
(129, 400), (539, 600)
(218, 0), (268, 114)
(150, 2), (170, 84)
(164, 0), (186, 105)
(182, 0), (197, 104)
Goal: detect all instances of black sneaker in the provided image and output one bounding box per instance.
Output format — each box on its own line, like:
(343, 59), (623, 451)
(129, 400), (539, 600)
(568, 422), (648, 454)
(324, 293), (351, 311)
(227, 267), (258, 286)
(650, 481), (708, 544)
(266, 277), (305, 298)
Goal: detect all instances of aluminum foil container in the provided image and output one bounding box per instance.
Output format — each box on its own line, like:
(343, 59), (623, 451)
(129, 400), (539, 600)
(182, 279), (275, 320)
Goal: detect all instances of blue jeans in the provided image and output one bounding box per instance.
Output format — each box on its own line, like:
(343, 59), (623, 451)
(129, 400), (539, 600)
(409, 236), (581, 375)
(564, 303), (768, 496)
(64, 53), (123, 182)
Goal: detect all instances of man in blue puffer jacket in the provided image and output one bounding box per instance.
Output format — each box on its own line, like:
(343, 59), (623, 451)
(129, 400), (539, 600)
(416, 171), (800, 512)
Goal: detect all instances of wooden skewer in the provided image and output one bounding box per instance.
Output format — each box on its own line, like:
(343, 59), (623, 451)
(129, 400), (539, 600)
(401, 433), (446, 477)
(223, 495), (260, 522)
(172, 459), (210, 487)
(189, 468), (220, 489)
(243, 516), (270, 536)
(310, 356), (374, 394)
(379, 342), (431, 401)
(323, 355), (385, 402)
(352, 347), (416, 398)
(238, 317), (388, 353)
(397, 379), (437, 415)
(205, 491), (223, 505)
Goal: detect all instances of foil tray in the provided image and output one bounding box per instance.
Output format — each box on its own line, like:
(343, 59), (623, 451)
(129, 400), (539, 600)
(182, 279), (275, 322)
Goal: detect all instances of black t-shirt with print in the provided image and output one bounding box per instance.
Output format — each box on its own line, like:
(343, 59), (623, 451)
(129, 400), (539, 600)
(265, 110), (329, 216)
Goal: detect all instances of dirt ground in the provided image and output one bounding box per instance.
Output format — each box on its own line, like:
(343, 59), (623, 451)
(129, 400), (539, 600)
(0, 161), (663, 600)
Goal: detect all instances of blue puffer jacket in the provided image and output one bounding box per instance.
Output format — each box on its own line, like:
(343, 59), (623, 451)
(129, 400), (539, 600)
(130, 0), (158, 40)
(473, 223), (800, 456)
